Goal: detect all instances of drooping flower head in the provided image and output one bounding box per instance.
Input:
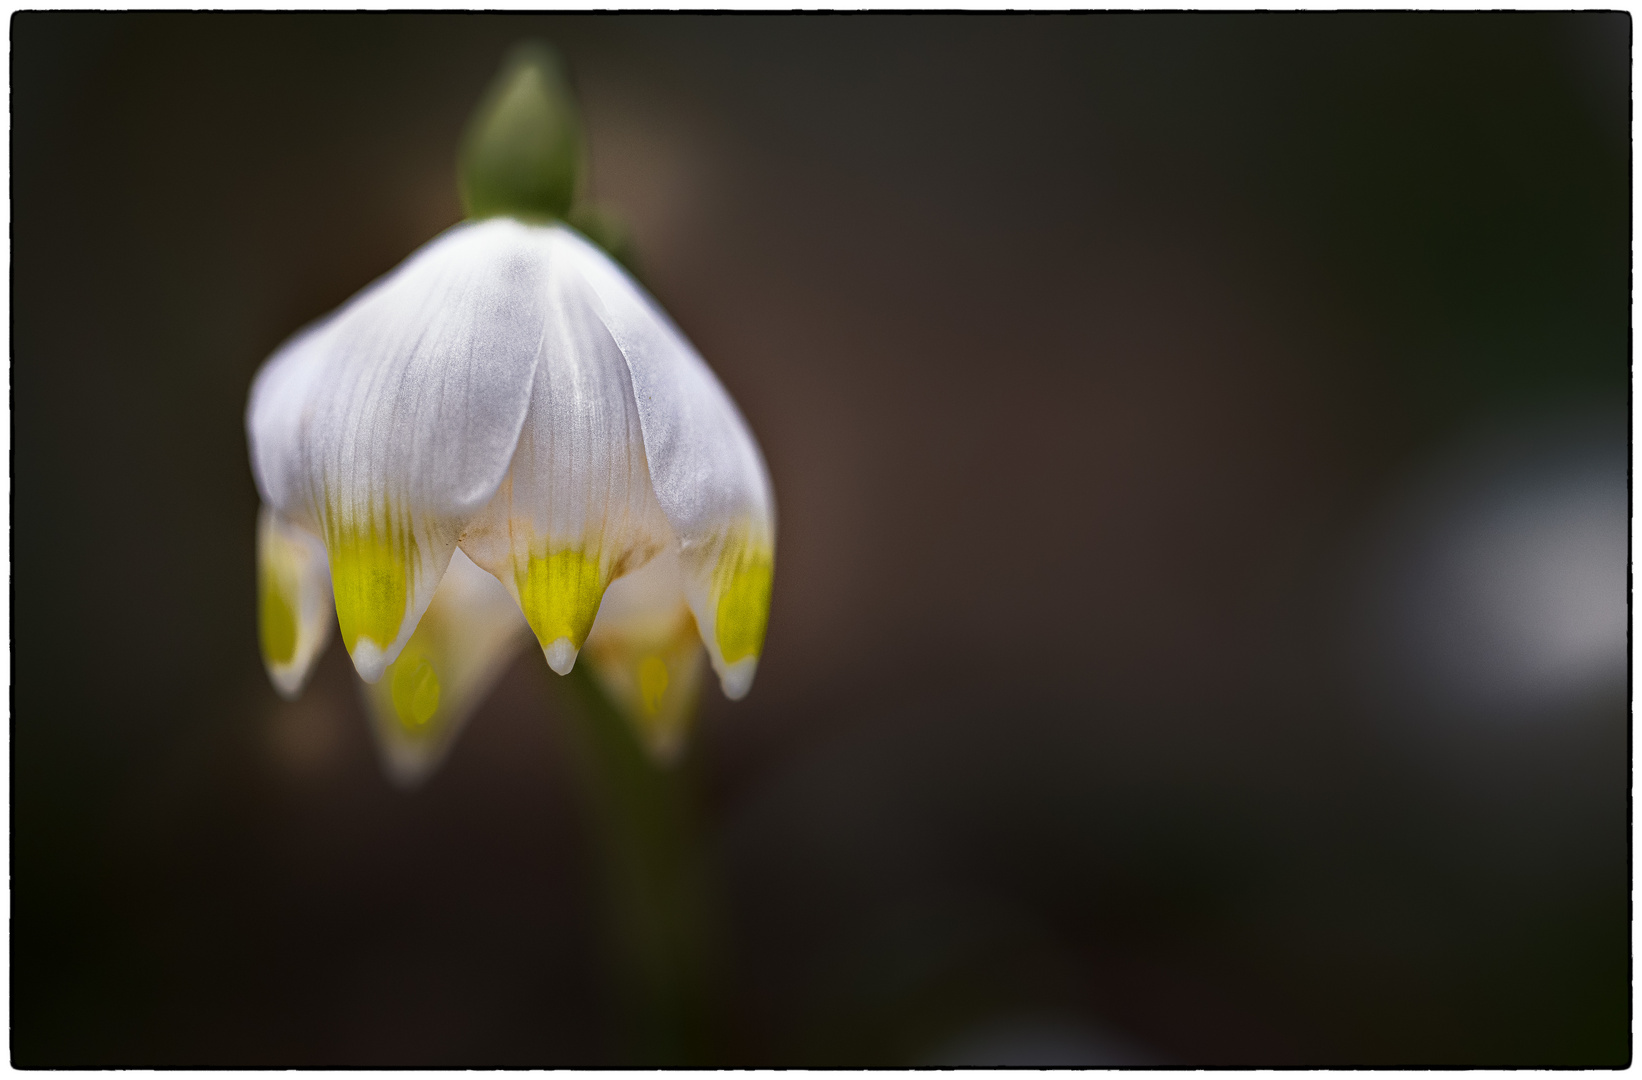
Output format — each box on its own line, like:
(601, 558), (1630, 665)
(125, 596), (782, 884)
(248, 44), (774, 778)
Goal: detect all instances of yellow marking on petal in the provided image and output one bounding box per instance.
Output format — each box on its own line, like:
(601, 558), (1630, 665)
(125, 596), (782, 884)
(583, 609), (705, 763)
(516, 548), (605, 651)
(259, 561), (299, 667)
(390, 652), (442, 731)
(328, 516), (414, 655)
(638, 654), (669, 716)
(713, 538), (774, 664)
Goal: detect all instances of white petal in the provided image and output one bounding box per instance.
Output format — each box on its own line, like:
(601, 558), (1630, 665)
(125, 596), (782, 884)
(555, 226), (776, 698)
(459, 237), (673, 676)
(246, 219), (551, 681)
(358, 548), (532, 787)
(247, 317), (334, 533)
(581, 547), (708, 762)
(585, 541), (691, 636)
(257, 505), (334, 699)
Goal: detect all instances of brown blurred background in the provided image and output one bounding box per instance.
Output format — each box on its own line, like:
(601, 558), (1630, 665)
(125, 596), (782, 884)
(12, 12), (1630, 1067)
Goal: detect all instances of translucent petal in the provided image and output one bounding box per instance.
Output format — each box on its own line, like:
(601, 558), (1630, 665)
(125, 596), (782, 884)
(358, 548), (532, 787)
(246, 219), (550, 681)
(556, 226), (777, 698)
(459, 239), (673, 677)
(257, 505), (334, 699)
(581, 547), (708, 762)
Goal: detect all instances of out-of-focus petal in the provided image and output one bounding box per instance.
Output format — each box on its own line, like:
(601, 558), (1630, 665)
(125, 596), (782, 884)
(359, 548), (532, 787)
(558, 226), (776, 699)
(460, 234), (673, 676)
(247, 219), (550, 682)
(257, 505), (334, 699)
(247, 318), (334, 534)
(581, 547), (707, 761)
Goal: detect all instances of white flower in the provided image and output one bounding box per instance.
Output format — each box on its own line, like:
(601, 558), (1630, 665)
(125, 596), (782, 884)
(247, 218), (775, 770)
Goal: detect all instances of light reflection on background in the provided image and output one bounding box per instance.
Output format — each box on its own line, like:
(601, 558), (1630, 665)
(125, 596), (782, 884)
(1352, 404), (1627, 728)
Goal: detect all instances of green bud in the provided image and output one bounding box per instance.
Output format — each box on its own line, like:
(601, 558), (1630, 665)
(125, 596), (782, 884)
(458, 42), (583, 222)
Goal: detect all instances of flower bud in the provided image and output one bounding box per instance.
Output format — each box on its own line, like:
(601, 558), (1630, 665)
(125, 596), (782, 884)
(458, 42), (583, 222)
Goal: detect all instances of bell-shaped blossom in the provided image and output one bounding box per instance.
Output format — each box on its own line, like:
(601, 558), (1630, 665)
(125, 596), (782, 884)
(246, 217), (775, 766)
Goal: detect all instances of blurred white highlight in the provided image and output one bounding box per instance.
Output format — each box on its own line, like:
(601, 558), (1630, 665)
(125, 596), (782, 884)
(1352, 406), (1626, 725)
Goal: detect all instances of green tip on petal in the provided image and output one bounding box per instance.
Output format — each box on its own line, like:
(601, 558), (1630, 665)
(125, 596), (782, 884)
(458, 41), (583, 223)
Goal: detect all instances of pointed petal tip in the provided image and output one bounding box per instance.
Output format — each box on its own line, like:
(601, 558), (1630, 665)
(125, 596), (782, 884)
(719, 657), (758, 701)
(267, 669), (307, 701)
(258, 506), (335, 704)
(358, 550), (532, 789)
(642, 729), (686, 765)
(543, 636), (579, 675)
(350, 639), (391, 684)
(384, 755), (439, 791)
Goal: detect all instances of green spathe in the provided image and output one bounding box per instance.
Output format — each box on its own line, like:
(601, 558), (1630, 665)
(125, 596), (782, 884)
(459, 42), (583, 222)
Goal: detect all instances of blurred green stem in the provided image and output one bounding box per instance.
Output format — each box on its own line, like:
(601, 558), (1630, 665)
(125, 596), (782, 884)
(558, 664), (723, 1065)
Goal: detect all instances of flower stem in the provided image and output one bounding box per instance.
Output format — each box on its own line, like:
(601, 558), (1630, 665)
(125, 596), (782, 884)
(557, 663), (725, 1065)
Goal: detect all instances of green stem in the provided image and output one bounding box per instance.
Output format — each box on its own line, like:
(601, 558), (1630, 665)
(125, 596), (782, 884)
(557, 664), (724, 1065)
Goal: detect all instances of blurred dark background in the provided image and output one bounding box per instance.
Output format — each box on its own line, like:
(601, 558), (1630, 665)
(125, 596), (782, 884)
(12, 12), (1630, 1067)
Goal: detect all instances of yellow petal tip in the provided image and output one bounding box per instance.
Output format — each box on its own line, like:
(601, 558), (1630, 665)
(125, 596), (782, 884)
(326, 513), (416, 681)
(515, 547), (605, 668)
(711, 535), (773, 667)
(259, 571), (299, 668)
(257, 506), (335, 700)
(390, 653), (442, 730)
